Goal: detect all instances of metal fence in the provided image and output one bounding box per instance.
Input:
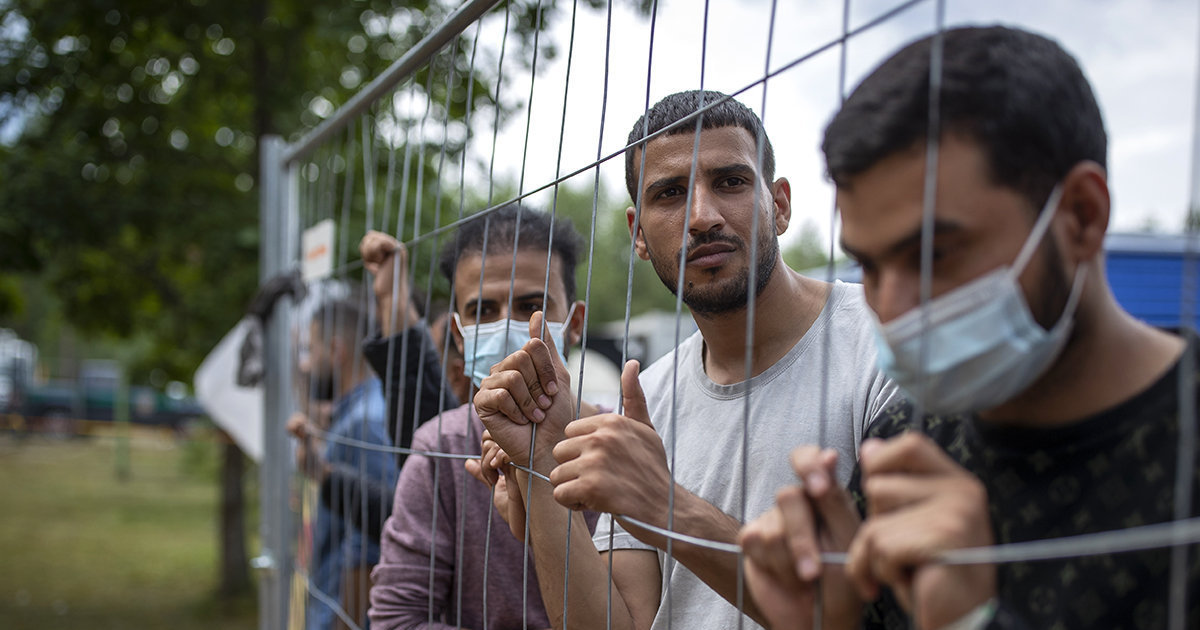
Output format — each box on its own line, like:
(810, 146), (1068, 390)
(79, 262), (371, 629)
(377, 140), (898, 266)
(257, 1), (1200, 629)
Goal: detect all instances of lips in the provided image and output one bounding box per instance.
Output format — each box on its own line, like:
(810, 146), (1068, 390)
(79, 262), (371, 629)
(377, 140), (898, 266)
(686, 242), (737, 267)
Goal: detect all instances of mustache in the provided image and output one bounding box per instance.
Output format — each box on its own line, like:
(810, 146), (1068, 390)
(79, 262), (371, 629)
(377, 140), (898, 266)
(684, 231), (743, 258)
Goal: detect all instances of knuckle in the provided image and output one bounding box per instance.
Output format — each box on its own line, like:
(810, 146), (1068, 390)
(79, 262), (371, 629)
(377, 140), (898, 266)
(775, 485), (804, 504)
(789, 445), (822, 471)
(894, 431), (927, 453)
(552, 484), (574, 506)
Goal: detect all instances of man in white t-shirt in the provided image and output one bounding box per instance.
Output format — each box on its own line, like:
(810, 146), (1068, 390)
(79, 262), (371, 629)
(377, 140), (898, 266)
(474, 91), (900, 629)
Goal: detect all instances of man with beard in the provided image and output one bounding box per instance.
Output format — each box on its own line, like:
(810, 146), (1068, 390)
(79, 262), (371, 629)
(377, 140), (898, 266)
(473, 91), (901, 629)
(739, 26), (1198, 630)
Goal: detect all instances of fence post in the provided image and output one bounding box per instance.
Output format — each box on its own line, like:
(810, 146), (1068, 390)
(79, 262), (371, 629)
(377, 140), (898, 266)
(257, 134), (296, 630)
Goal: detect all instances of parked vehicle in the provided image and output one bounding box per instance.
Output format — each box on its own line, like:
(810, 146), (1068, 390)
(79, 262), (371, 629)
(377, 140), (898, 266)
(0, 331), (206, 435)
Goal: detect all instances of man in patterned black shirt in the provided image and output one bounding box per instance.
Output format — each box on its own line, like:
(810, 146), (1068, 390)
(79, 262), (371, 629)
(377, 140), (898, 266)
(738, 25), (1199, 629)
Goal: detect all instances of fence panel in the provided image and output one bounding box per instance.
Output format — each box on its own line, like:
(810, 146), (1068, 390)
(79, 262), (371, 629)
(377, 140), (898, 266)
(258, 1), (1200, 629)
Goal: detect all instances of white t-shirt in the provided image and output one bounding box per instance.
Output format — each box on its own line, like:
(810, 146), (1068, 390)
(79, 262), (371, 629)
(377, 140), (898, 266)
(593, 281), (902, 629)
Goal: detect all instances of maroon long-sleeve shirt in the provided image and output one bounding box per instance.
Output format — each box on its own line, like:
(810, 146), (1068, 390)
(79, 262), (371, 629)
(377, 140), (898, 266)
(369, 403), (599, 630)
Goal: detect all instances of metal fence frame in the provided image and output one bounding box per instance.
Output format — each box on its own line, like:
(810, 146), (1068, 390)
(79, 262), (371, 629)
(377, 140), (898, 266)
(253, 2), (1200, 629)
(256, 3), (500, 627)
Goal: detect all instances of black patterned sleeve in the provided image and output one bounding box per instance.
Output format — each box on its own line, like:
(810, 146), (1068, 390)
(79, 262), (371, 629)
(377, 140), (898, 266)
(854, 400), (950, 629)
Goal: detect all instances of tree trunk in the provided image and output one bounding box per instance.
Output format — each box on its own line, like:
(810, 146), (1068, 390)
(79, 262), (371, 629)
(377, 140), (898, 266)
(218, 432), (250, 598)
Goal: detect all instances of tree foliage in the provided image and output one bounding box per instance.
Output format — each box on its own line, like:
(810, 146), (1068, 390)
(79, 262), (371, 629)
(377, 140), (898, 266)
(0, 0), (636, 380)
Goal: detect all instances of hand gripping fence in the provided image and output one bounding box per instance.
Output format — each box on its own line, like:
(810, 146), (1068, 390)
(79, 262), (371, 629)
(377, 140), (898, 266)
(256, 2), (1200, 629)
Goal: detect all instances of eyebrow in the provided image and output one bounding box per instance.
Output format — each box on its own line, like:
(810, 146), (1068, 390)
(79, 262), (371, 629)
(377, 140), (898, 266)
(840, 219), (965, 263)
(642, 163), (757, 198)
(462, 290), (549, 315)
(709, 164), (756, 180)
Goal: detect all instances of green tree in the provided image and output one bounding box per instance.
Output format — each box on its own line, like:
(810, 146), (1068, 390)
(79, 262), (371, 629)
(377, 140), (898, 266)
(0, 0), (647, 603)
(0, 0), (639, 380)
(782, 219), (835, 273)
(548, 181), (679, 324)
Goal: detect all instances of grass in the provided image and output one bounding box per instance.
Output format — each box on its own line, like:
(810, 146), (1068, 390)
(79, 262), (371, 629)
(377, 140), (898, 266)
(0, 428), (259, 630)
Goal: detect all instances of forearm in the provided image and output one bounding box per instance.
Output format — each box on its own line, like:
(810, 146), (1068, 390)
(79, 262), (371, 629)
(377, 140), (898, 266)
(371, 463), (464, 630)
(619, 484), (766, 625)
(518, 468), (641, 630)
(363, 326), (458, 455)
(376, 294), (421, 338)
(368, 563), (465, 630)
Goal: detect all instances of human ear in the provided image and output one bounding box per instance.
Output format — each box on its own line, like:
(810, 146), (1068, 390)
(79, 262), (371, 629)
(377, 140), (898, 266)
(771, 177), (793, 236)
(1056, 162), (1110, 263)
(566, 301), (586, 346)
(627, 206), (650, 260)
(449, 314), (466, 355)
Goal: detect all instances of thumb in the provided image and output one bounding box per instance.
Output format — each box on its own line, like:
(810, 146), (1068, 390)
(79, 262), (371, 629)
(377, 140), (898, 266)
(530, 310), (556, 350)
(526, 311), (562, 396)
(619, 359), (652, 427)
(528, 311), (566, 372)
(804, 450), (862, 550)
(464, 458), (493, 487)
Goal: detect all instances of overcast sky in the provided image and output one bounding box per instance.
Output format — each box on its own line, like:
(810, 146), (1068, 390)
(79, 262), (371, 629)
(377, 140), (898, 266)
(472, 0), (1200, 253)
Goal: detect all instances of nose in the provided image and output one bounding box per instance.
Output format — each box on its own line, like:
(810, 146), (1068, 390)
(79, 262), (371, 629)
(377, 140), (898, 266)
(870, 269), (921, 325)
(495, 304), (517, 322)
(687, 186), (725, 235)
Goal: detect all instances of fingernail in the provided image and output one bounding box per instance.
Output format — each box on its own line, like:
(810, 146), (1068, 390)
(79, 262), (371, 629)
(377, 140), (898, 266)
(533, 408), (545, 421)
(546, 381), (558, 395)
(538, 394), (552, 408)
(798, 557), (819, 580)
(806, 471), (828, 494)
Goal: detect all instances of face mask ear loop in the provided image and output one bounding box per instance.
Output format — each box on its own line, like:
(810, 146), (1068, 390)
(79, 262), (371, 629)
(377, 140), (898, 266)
(560, 302), (578, 349)
(558, 302), (578, 328)
(1051, 261), (1090, 334)
(1011, 184), (1065, 275)
(451, 311), (464, 338)
(454, 312), (483, 386)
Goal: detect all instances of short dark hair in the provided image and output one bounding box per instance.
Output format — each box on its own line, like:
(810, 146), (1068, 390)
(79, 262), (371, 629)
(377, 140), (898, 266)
(438, 204), (582, 304)
(822, 25), (1107, 210)
(311, 296), (366, 344)
(624, 90), (776, 204)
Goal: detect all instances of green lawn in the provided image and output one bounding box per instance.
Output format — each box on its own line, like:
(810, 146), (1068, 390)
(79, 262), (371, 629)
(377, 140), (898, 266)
(0, 430), (258, 630)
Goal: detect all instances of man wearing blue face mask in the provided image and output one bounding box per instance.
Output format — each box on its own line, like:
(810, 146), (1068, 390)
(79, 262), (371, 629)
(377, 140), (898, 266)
(369, 204), (602, 630)
(454, 303), (575, 388)
(739, 25), (1198, 630)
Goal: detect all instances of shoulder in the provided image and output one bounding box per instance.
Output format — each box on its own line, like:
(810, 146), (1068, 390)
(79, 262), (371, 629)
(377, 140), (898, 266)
(865, 400), (971, 446)
(411, 403), (477, 451)
(827, 282), (875, 326)
(788, 281), (882, 374)
(345, 378), (388, 418)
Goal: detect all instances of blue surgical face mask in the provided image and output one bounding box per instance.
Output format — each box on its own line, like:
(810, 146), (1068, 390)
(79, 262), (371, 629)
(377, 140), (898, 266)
(454, 303), (576, 388)
(872, 185), (1087, 414)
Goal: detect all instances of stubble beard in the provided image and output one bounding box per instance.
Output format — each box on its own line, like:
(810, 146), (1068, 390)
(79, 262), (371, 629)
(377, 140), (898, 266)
(648, 225), (779, 317)
(1031, 235), (1073, 331)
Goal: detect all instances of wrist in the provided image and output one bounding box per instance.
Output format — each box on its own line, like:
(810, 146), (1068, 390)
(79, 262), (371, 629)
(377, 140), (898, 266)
(622, 482), (697, 544)
(529, 449), (559, 476)
(376, 298), (395, 335)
